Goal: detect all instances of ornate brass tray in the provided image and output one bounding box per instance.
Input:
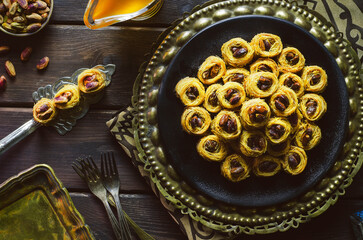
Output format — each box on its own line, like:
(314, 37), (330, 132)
(0, 164), (94, 239)
(132, 0), (362, 235)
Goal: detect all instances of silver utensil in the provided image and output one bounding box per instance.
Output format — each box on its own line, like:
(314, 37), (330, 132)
(101, 152), (132, 240)
(0, 64), (115, 156)
(72, 157), (123, 240)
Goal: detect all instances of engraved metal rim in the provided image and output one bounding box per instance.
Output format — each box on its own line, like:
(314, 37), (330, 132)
(134, 0), (363, 234)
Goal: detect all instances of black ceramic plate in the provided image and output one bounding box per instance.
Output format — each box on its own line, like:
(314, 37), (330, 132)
(157, 15), (349, 207)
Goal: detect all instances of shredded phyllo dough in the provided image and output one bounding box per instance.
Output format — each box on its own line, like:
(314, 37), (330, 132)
(175, 33), (327, 182)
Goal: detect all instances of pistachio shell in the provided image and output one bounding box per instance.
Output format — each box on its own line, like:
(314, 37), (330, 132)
(3, 0), (11, 9)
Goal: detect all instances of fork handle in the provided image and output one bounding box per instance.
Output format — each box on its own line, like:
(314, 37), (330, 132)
(102, 200), (124, 240)
(113, 193), (132, 240)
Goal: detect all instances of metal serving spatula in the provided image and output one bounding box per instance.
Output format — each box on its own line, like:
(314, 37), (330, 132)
(0, 64), (116, 156)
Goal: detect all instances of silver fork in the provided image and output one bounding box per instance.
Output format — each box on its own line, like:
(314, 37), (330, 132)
(101, 152), (132, 240)
(72, 157), (123, 240)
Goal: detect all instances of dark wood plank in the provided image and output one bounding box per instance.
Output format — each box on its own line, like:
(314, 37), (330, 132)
(70, 192), (185, 240)
(72, 192), (363, 240)
(52, 0), (209, 26)
(0, 25), (162, 108)
(0, 108), (150, 192)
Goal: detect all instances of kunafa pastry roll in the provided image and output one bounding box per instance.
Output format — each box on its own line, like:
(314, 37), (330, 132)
(269, 86), (298, 117)
(239, 130), (267, 157)
(221, 38), (254, 67)
(181, 107), (211, 135)
(283, 146), (307, 175)
(295, 122), (322, 150)
(197, 56), (226, 85)
(222, 68), (250, 84)
(279, 72), (305, 97)
(33, 98), (57, 124)
(78, 68), (106, 93)
(253, 155), (281, 177)
(221, 154), (250, 182)
(278, 47), (305, 73)
(300, 94), (327, 121)
(250, 58), (279, 77)
(175, 77), (205, 107)
(265, 117), (292, 144)
(240, 98), (271, 129)
(250, 33), (283, 58)
(244, 72), (279, 98)
(301, 66), (328, 93)
(287, 108), (303, 134)
(203, 84), (222, 113)
(53, 84), (80, 109)
(267, 138), (291, 157)
(197, 135), (228, 162)
(216, 82), (246, 109)
(211, 110), (242, 140)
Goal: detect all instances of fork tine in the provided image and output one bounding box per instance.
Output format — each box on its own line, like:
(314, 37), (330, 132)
(105, 152), (110, 177)
(72, 162), (85, 179)
(101, 152), (106, 177)
(111, 152), (118, 176)
(89, 156), (100, 176)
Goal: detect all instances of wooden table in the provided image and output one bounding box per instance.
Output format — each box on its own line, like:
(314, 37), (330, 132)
(0, 1), (362, 239)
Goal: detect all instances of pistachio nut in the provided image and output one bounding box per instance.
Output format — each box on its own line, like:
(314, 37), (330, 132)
(10, 21), (25, 30)
(3, 0), (11, 9)
(17, 0), (28, 9)
(43, 0), (50, 5)
(0, 46), (10, 55)
(9, 2), (19, 15)
(26, 2), (38, 14)
(0, 75), (6, 90)
(2, 22), (14, 32)
(13, 15), (26, 23)
(20, 47), (32, 62)
(35, 0), (47, 9)
(26, 12), (42, 21)
(36, 56), (49, 70)
(40, 12), (47, 21)
(0, 3), (6, 14)
(0, 15), (3, 24)
(5, 60), (16, 78)
(25, 22), (41, 32)
(37, 6), (49, 14)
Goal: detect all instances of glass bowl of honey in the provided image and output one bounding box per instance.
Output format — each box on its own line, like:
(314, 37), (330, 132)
(83, 0), (163, 29)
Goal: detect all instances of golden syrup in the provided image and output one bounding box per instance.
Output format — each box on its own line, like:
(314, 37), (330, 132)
(93, 0), (153, 19)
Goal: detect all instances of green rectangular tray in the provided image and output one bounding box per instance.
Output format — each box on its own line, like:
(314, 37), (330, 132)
(0, 164), (95, 240)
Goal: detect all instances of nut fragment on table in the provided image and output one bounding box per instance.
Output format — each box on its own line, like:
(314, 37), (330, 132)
(20, 47), (32, 61)
(0, 46), (10, 54)
(0, 75), (6, 90)
(0, 0), (51, 34)
(5, 60), (16, 78)
(36, 56), (49, 70)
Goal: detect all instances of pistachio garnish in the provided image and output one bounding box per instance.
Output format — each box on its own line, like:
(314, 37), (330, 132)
(20, 47), (33, 62)
(9, 2), (19, 16)
(5, 60), (16, 78)
(36, 0), (47, 9)
(0, 75), (6, 90)
(36, 56), (49, 70)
